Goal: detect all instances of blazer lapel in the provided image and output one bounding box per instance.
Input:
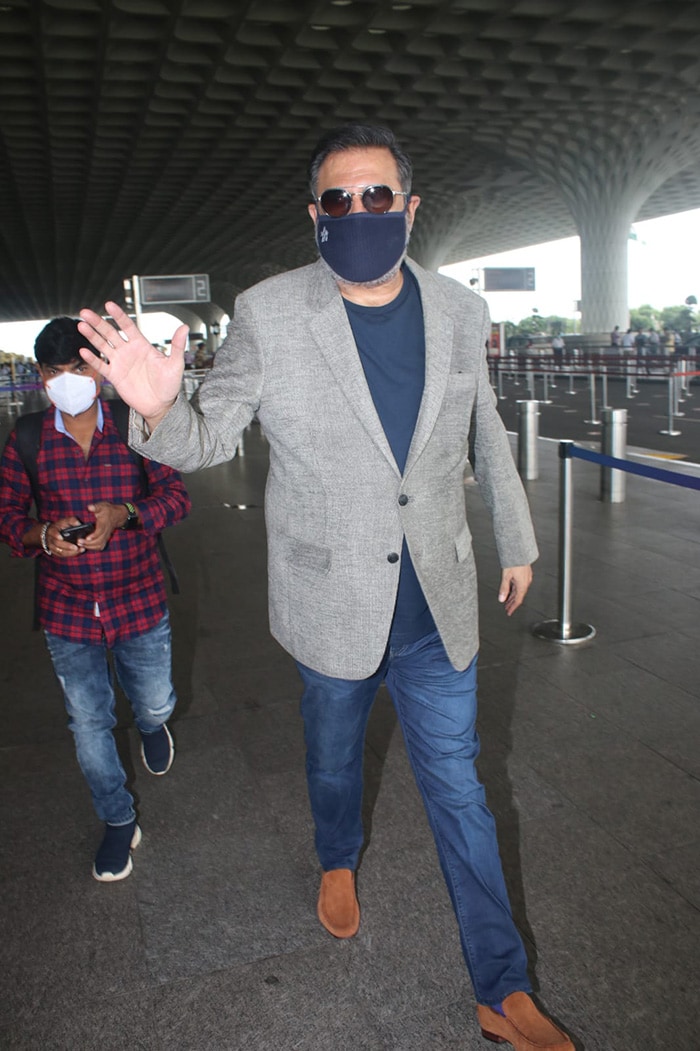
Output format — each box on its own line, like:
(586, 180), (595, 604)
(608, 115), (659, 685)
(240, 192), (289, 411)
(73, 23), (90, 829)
(404, 261), (454, 475)
(308, 264), (400, 473)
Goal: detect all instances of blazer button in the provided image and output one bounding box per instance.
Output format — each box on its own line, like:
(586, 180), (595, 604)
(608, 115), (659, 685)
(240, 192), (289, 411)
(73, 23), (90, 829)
(398, 494), (408, 506)
(387, 552), (399, 563)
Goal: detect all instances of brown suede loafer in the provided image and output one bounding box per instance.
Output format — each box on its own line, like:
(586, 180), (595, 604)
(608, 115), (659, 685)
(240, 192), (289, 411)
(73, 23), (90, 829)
(317, 868), (360, 939)
(477, 992), (574, 1050)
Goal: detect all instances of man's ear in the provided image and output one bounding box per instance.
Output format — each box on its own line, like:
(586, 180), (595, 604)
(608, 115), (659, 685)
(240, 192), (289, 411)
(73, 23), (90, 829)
(307, 202), (318, 224)
(406, 194), (421, 232)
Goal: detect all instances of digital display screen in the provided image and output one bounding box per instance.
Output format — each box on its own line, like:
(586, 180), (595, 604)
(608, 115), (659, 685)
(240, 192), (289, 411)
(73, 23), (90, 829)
(482, 268), (535, 292)
(138, 274), (210, 304)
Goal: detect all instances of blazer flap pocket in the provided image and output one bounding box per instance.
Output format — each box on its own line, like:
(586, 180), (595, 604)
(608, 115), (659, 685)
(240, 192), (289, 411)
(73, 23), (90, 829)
(287, 537), (332, 575)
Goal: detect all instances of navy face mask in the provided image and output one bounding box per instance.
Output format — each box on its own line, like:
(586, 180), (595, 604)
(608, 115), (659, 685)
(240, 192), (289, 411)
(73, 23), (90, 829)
(315, 210), (408, 284)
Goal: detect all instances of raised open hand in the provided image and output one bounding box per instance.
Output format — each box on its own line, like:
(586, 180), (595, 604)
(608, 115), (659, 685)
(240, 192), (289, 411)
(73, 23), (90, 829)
(77, 301), (189, 428)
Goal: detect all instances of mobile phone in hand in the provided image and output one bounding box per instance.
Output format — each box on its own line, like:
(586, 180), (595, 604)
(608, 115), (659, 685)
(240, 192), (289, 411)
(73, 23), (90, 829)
(60, 522), (96, 544)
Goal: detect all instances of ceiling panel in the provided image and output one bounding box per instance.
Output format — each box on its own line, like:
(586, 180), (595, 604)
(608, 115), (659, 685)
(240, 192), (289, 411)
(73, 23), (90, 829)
(0, 0), (699, 320)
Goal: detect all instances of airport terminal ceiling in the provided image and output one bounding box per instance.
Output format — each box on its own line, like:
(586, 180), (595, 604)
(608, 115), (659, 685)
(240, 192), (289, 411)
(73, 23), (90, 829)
(1, 0), (700, 324)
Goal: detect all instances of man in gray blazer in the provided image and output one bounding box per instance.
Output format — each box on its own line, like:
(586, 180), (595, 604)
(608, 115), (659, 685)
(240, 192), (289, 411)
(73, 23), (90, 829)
(78, 124), (574, 1051)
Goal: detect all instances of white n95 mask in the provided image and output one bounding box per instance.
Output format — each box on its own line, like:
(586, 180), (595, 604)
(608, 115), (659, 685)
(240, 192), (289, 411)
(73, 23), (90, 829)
(45, 372), (97, 416)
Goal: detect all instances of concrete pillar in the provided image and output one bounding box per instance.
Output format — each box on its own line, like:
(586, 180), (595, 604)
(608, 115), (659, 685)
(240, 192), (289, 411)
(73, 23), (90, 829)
(577, 206), (635, 335)
(524, 107), (698, 335)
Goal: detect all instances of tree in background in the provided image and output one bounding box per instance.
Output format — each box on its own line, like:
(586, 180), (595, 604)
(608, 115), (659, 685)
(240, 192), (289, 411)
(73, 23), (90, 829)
(544, 315), (577, 335)
(629, 304), (659, 331)
(498, 304), (697, 350)
(658, 304), (696, 337)
(509, 315), (577, 339)
(629, 303), (697, 339)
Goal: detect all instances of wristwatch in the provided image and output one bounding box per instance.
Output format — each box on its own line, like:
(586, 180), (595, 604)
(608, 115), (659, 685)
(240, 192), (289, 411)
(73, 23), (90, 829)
(122, 501), (139, 530)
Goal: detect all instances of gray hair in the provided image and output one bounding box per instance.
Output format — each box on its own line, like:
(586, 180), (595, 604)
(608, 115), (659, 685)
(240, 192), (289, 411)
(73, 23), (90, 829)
(308, 124), (413, 197)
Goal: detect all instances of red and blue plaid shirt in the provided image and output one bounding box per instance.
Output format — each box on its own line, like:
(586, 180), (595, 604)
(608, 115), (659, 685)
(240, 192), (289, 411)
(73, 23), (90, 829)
(0, 400), (191, 645)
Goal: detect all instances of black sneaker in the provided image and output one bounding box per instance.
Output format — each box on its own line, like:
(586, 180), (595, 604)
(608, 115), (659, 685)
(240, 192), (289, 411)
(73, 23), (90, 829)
(92, 820), (141, 882)
(140, 724), (174, 775)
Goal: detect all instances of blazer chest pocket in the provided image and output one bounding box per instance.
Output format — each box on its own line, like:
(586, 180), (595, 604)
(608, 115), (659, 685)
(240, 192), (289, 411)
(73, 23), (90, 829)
(443, 371), (476, 420)
(435, 374), (477, 458)
(447, 371), (476, 391)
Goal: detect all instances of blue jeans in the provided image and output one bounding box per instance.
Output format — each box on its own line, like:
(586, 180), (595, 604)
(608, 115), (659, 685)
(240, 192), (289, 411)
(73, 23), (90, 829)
(297, 629), (530, 1005)
(45, 613), (177, 826)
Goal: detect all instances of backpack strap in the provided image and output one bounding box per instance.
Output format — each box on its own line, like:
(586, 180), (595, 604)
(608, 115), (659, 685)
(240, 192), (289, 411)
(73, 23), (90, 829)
(12, 410), (47, 630)
(13, 410), (45, 510)
(106, 400), (180, 595)
(106, 399), (149, 491)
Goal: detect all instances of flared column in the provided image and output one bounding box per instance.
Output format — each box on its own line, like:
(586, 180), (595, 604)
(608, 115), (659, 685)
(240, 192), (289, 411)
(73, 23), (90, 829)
(577, 204), (636, 334)
(543, 110), (698, 334)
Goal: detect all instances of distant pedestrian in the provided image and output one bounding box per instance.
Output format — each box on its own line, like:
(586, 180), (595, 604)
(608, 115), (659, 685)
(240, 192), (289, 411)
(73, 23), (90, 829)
(551, 333), (565, 365)
(635, 329), (650, 373)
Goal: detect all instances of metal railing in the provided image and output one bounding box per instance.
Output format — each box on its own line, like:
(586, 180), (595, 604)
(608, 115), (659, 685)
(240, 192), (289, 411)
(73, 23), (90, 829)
(491, 353), (699, 439)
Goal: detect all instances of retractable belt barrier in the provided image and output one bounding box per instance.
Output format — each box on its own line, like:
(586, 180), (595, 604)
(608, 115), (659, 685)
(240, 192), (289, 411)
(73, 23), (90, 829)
(570, 444), (700, 490)
(532, 440), (700, 645)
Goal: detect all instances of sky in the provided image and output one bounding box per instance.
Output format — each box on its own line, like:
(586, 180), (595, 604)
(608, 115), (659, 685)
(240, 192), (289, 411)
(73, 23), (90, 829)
(440, 207), (700, 324)
(2, 207), (700, 357)
(0, 310), (185, 360)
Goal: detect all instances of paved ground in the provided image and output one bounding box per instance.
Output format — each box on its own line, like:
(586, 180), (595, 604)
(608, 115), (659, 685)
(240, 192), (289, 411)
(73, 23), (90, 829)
(1, 397), (699, 1050)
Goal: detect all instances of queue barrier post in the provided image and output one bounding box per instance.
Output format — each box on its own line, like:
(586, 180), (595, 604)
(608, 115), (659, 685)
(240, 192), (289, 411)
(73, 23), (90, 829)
(659, 368), (682, 436)
(600, 408), (627, 503)
(672, 363), (685, 417)
(540, 367), (552, 404)
(683, 359), (694, 398)
(585, 371), (601, 425)
(629, 354), (639, 395)
(532, 441), (597, 645)
(600, 363), (608, 410)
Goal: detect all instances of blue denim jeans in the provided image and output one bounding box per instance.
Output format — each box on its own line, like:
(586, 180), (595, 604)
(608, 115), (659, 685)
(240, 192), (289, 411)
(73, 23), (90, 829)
(296, 629), (530, 1005)
(44, 613), (177, 826)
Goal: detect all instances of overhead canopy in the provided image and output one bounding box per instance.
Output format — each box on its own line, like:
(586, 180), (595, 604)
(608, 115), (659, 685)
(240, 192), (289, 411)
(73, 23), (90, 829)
(1, 0), (700, 323)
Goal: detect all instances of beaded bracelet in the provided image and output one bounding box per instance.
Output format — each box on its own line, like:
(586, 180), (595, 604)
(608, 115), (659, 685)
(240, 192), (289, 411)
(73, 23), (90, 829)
(40, 522), (52, 556)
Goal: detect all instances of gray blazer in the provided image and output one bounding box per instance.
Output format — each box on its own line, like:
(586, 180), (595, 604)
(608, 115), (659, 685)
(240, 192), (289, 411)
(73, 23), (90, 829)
(132, 258), (538, 678)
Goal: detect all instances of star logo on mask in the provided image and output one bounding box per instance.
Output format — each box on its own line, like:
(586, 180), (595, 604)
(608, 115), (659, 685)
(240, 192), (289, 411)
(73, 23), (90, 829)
(320, 226), (329, 243)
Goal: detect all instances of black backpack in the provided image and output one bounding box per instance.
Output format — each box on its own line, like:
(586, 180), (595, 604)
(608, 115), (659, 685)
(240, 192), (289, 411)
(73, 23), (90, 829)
(12, 398), (179, 628)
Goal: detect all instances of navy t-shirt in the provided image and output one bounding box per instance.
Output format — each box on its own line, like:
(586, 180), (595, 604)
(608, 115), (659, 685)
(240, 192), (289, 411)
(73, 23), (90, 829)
(343, 267), (437, 645)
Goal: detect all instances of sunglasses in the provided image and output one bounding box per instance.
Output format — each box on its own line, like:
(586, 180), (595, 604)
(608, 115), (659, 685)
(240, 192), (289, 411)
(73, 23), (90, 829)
(315, 184), (410, 218)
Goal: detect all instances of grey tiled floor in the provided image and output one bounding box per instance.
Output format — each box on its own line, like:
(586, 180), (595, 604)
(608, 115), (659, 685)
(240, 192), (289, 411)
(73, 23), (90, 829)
(1, 407), (699, 1051)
